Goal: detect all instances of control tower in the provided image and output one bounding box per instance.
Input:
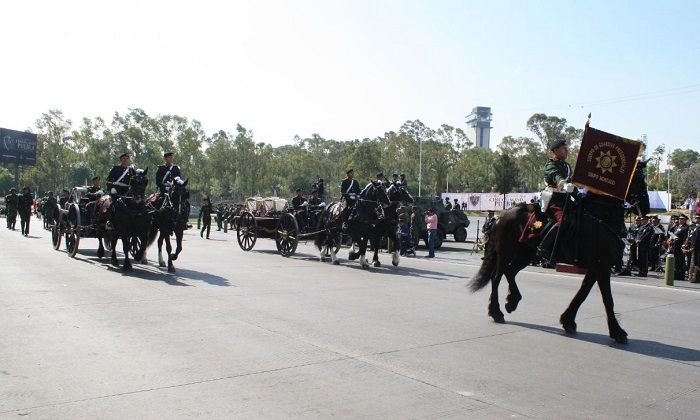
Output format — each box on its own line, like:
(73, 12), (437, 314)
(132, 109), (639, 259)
(465, 106), (492, 149)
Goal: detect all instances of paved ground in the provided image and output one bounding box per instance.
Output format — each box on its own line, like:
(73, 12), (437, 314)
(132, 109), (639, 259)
(1, 218), (698, 419)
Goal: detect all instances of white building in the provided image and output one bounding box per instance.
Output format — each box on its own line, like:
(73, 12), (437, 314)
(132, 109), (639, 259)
(465, 106), (492, 149)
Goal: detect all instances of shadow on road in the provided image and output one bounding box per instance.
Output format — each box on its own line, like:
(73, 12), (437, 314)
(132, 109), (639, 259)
(509, 321), (700, 362)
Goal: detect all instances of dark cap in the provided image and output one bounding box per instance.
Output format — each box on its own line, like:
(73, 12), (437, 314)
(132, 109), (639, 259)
(392, 173), (398, 177)
(119, 152), (130, 159)
(549, 139), (567, 151)
(671, 215), (679, 220)
(376, 172), (384, 178)
(10, 187), (16, 192)
(295, 188), (302, 193)
(635, 216), (642, 220)
(679, 214), (689, 220)
(92, 176), (100, 181)
(694, 214), (700, 219)
(400, 173), (405, 177)
(650, 215), (659, 220)
(346, 169), (354, 174)
(163, 151), (173, 158)
(640, 215), (649, 219)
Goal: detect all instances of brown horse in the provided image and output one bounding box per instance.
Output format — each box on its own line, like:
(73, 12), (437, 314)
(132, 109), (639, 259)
(469, 161), (649, 344)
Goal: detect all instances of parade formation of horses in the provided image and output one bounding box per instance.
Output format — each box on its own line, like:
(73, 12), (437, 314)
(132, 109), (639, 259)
(347, 182), (391, 269)
(109, 168), (152, 271)
(147, 179), (190, 273)
(468, 160), (650, 344)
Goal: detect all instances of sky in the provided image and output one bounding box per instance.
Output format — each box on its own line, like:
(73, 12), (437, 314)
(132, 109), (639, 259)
(2, 0), (699, 158)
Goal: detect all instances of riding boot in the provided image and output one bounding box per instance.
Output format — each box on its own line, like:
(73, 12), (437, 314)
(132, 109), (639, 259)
(537, 224), (559, 263)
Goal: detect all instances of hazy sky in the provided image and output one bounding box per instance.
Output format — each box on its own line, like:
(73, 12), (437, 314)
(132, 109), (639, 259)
(3, 0), (699, 155)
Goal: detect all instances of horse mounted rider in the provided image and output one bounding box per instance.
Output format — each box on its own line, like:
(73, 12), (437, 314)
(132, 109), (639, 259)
(339, 169), (361, 230)
(292, 188), (308, 229)
(107, 153), (137, 197)
(105, 152), (137, 229)
(85, 176), (105, 223)
(537, 138), (576, 260)
(155, 151), (181, 196)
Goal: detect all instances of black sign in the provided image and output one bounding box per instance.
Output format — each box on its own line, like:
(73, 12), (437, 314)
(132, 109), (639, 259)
(1, 128), (38, 165)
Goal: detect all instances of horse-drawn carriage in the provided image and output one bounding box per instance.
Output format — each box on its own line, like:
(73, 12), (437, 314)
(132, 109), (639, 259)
(50, 187), (112, 258)
(234, 196), (341, 257)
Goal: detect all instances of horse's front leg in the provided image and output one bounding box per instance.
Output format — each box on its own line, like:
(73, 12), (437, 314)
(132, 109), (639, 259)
(165, 233), (175, 273)
(359, 235), (370, 269)
(110, 236), (119, 266)
(371, 234), (381, 267)
(171, 228), (183, 260)
(158, 233), (166, 267)
(560, 271), (597, 335)
(122, 236), (132, 271)
(97, 236), (105, 259)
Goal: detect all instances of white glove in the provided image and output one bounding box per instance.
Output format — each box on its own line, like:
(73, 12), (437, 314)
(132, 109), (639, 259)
(563, 183), (576, 193)
(111, 188), (117, 194)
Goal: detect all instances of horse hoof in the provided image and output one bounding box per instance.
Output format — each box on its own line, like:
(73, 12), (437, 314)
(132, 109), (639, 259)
(159, 262), (166, 267)
(170, 254), (178, 261)
(372, 260), (381, 267)
(167, 266), (176, 273)
(559, 313), (577, 334)
(122, 264), (132, 272)
(505, 295), (521, 313)
(610, 328), (628, 344)
(392, 261), (398, 267)
(320, 257), (326, 263)
(97, 250), (104, 259)
(332, 260), (340, 265)
(111, 259), (119, 267)
(348, 253), (357, 261)
(492, 315), (506, 324)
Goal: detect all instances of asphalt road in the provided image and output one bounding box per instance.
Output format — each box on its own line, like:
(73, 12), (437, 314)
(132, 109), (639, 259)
(1, 217), (698, 419)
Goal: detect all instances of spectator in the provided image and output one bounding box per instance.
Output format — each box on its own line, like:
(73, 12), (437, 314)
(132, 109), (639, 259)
(424, 207), (438, 258)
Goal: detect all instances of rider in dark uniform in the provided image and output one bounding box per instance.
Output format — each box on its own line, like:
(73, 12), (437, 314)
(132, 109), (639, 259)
(444, 197), (452, 211)
(316, 178), (325, 202)
(107, 153), (136, 196)
(340, 169), (361, 229)
(59, 189), (70, 207)
(155, 151), (181, 195)
(292, 188), (308, 230)
(538, 139), (573, 261)
(86, 176), (103, 199)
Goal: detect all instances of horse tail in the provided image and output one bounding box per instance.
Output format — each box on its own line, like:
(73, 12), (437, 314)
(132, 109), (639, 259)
(469, 231), (497, 292)
(146, 216), (159, 248)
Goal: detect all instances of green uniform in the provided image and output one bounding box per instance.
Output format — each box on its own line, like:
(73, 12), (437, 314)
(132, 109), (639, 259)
(5, 193), (19, 229)
(544, 159), (572, 188)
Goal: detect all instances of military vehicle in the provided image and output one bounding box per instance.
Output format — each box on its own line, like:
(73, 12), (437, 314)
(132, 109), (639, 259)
(403, 197), (470, 249)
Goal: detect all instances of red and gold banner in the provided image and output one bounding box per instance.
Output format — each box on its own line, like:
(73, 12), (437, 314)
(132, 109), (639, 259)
(572, 126), (643, 200)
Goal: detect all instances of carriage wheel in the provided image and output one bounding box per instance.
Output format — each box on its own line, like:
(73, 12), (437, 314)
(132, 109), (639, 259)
(51, 206), (62, 250)
(275, 213), (298, 257)
(64, 204), (81, 258)
(236, 211), (257, 251)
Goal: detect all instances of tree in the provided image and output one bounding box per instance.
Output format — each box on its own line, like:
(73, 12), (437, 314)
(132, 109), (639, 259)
(0, 166), (14, 194)
(493, 152), (519, 194)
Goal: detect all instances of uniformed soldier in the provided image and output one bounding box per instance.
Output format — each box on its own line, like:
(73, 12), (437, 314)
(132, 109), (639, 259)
(58, 189), (70, 207)
(627, 216), (642, 270)
(482, 210), (497, 245)
(391, 173), (400, 188)
(198, 197), (213, 239)
(4, 187), (19, 230)
(537, 139), (574, 260)
(689, 214), (700, 283)
(399, 174), (408, 191)
(18, 186), (33, 236)
(86, 176), (103, 199)
(674, 215), (689, 280)
(635, 216), (653, 277)
(308, 187), (324, 229)
(340, 169), (360, 200)
(44, 191), (57, 229)
(649, 215), (665, 271)
(453, 198), (460, 211)
(107, 152), (136, 196)
(316, 178), (325, 202)
(683, 215), (698, 277)
(444, 197), (452, 211)
(155, 151), (181, 195)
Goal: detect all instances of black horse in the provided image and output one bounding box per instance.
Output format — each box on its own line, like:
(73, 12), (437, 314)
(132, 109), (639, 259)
(367, 183), (414, 267)
(147, 179), (190, 273)
(314, 199), (346, 265)
(468, 161), (649, 344)
(347, 182), (391, 269)
(109, 168), (152, 271)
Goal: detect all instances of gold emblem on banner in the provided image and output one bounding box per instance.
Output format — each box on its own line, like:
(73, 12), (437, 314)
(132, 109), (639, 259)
(595, 150), (618, 174)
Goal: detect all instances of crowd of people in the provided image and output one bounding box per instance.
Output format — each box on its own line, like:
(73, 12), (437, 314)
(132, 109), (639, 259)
(622, 213), (699, 282)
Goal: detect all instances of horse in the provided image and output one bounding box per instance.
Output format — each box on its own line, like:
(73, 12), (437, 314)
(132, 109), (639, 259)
(468, 160), (650, 344)
(367, 183), (414, 267)
(314, 200), (346, 265)
(147, 179), (190, 273)
(108, 168), (152, 271)
(347, 182), (391, 269)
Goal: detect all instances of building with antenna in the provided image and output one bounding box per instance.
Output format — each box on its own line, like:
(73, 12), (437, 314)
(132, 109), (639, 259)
(465, 106), (492, 149)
